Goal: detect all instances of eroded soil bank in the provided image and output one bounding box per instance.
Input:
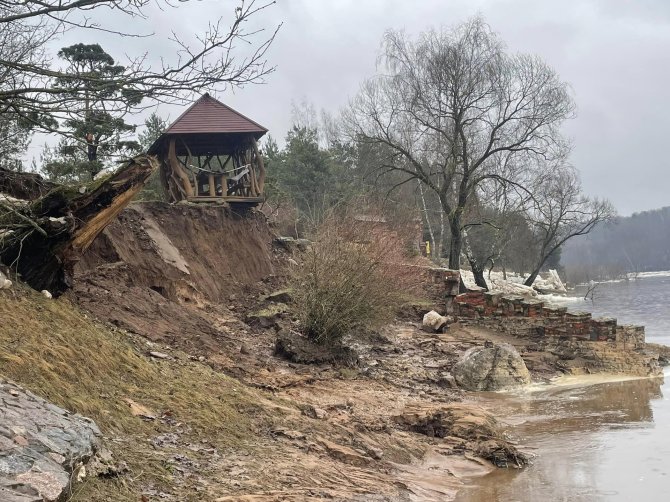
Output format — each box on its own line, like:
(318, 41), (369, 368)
(2, 202), (664, 501)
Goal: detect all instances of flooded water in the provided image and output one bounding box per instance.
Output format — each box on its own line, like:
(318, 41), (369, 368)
(571, 272), (670, 346)
(456, 273), (670, 501)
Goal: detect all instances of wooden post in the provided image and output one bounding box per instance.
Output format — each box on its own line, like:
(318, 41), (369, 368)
(252, 138), (266, 196)
(208, 173), (215, 196)
(168, 138), (194, 199)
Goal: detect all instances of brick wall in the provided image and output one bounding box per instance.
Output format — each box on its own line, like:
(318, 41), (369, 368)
(452, 288), (646, 349)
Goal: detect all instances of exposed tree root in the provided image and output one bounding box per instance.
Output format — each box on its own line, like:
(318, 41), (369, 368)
(0, 155), (158, 295)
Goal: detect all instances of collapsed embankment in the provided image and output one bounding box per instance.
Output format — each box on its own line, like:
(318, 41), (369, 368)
(71, 202), (281, 355)
(2, 201), (530, 501)
(3, 201), (664, 501)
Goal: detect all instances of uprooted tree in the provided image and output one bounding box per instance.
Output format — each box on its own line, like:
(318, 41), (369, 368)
(0, 0), (279, 293)
(0, 155), (158, 295)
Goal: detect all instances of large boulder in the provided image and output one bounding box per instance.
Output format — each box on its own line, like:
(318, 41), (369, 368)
(452, 343), (531, 391)
(0, 381), (101, 501)
(422, 310), (451, 333)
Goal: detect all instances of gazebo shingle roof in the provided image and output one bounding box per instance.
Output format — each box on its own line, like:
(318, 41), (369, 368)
(165, 93), (267, 137)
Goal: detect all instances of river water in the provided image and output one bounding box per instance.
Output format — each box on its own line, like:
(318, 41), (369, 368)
(455, 273), (670, 502)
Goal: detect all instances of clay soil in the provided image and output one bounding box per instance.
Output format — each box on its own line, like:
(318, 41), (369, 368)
(22, 202), (546, 501)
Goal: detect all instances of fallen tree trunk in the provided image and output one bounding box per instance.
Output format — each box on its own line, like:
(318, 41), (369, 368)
(0, 155), (158, 296)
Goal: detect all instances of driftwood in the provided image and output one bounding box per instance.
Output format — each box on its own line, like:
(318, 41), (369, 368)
(0, 155), (159, 295)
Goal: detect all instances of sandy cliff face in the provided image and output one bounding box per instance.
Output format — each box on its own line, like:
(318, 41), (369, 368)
(70, 202), (281, 354)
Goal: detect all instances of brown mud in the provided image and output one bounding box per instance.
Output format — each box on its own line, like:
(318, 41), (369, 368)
(2, 202), (648, 501)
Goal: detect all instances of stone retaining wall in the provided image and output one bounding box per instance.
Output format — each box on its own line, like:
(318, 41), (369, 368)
(423, 268), (461, 313)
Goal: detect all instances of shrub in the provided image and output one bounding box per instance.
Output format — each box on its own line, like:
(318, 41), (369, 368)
(292, 209), (422, 346)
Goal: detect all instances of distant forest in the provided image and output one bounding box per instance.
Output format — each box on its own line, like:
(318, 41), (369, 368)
(562, 206), (670, 283)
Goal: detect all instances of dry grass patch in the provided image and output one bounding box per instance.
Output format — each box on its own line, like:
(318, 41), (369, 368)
(292, 210), (425, 347)
(0, 284), (275, 500)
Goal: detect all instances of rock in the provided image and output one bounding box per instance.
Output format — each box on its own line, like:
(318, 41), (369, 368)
(0, 381), (101, 502)
(437, 373), (458, 389)
(239, 343), (251, 355)
(274, 330), (358, 365)
(301, 405), (327, 420)
(245, 304), (288, 329)
(123, 398), (156, 420)
(149, 351), (169, 360)
(393, 403), (530, 467)
(41, 290), (52, 299)
(76, 465), (86, 482)
(452, 343), (531, 391)
(422, 310), (451, 333)
(316, 437), (370, 467)
(262, 289), (293, 304)
(0, 271), (12, 290)
(394, 403), (499, 440)
(272, 428), (307, 441)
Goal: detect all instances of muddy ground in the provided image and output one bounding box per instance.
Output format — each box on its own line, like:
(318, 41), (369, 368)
(24, 202), (572, 500)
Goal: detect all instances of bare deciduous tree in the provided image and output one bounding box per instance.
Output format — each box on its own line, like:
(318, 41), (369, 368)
(523, 166), (614, 286)
(0, 0), (280, 143)
(462, 171), (532, 289)
(344, 17), (575, 272)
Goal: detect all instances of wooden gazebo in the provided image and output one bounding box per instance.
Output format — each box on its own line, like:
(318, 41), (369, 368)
(148, 94), (268, 206)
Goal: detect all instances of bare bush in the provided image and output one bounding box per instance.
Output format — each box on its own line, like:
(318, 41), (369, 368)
(292, 209), (422, 346)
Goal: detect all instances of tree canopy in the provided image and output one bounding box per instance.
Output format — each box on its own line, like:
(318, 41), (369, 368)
(0, 0), (279, 145)
(345, 17), (576, 273)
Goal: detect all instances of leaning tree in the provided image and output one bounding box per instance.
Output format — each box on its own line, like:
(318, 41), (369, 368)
(522, 165), (614, 286)
(344, 17), (575, 272)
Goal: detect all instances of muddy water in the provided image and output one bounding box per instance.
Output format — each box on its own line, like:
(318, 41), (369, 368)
(455, 374), (670, 501)
(571, 273), (670, 346)
(455, 273), (670, 501)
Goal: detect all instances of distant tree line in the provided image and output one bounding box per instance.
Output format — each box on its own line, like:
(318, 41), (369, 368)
(562, 207), (670, 283)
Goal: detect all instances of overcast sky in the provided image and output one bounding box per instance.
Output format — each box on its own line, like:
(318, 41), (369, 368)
(43, 0), (670, 215)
